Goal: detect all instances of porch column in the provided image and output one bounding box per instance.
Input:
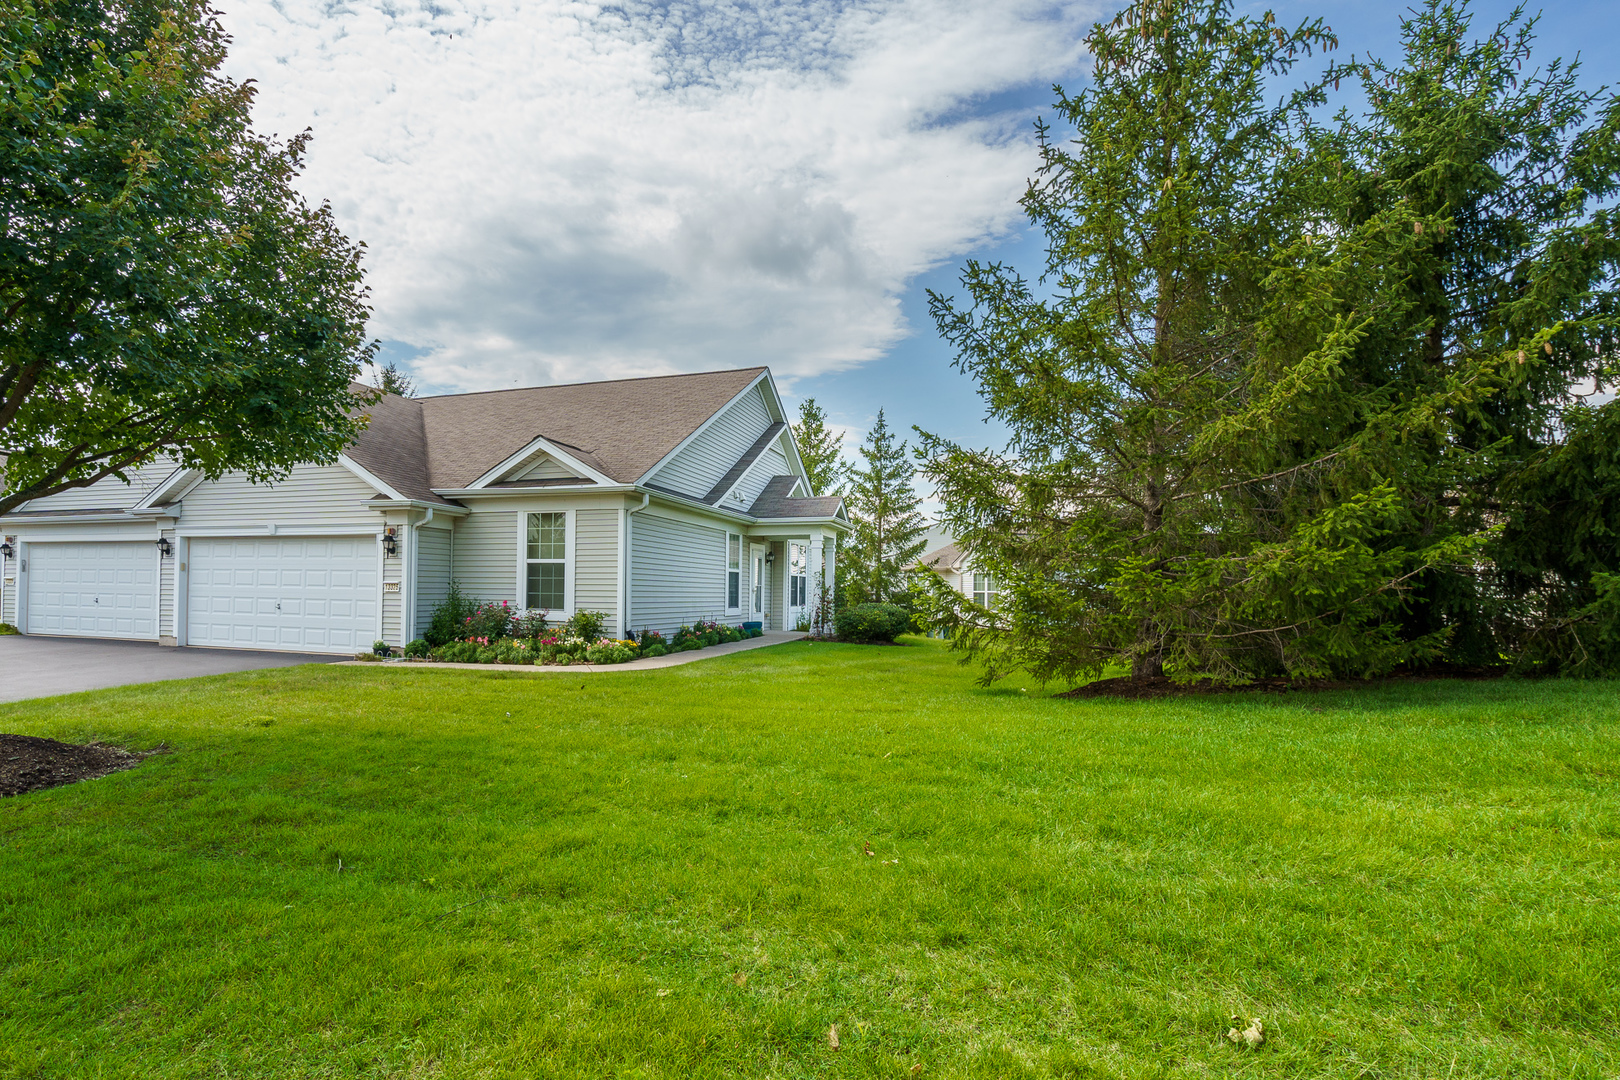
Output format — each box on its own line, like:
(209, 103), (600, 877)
(808, 530), (824, 634)
(823, 534), (837, 611)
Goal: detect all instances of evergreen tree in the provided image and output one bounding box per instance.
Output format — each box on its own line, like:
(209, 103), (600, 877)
(1326, 1), (1620, 669)
(844, 410), (929, 606)
(372, 360), (416, 398)
(791, 398), (844, 495)
(920, 0), (1498, 685)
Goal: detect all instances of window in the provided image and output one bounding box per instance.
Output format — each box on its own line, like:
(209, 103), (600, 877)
(972, 571), (998, 610)
(752, 548), (764, 613)
(525, 511), (566, 611)
(726, 533), (742, 611)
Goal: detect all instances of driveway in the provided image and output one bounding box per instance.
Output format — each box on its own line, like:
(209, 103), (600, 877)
(0, 636), (335, 704)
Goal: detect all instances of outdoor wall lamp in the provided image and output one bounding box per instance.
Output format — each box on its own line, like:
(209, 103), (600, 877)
(0, 541), (11, 560)
(155, 537), (173, 557)
(383, 528), (399, 558)
(764, 549), (775, 564)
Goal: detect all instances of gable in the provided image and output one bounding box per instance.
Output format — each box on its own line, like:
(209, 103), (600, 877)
(719, 437), (797, 511)
(645, 384), (775, 499)
(16, 458), (180, 512)
(512, 452), (586, 483)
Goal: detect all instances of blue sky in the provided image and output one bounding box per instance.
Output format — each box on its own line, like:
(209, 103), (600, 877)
(793, 0), (1620, 462)
(221, 0), (1619, 477)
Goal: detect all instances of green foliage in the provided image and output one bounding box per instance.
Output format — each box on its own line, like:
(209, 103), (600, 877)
(843, 410), (929, 607)
(402, 638), (429, 659)
(371, 640), (391, 658)
(371, 360), (415, 398)
(791, 398), (845, 496)
(833, 602), (911, 644)
(0, 622), (18, 635)
(584, 642), (635, 665)
(423, 582), (476, 647)
(1319, 2), (1620, 667)
(641, 643), (669, 658)
(920, 0), (1543, 686)
(0, 0), (373, 515)
(1493, 403), (1620, 675)
(565, 610), (608, 643)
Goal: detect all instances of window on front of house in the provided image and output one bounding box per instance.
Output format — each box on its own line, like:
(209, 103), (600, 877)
(972, 571), (997, 610)
(727, 533), (742, 611)
(526, 511), (565, 611)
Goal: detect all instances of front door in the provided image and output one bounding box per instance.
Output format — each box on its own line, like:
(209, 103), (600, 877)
(750, 544), (766, 621)
(787, 542), (808, 631)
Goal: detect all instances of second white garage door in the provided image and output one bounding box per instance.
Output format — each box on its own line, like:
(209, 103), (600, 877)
(187, 536), (378, 653)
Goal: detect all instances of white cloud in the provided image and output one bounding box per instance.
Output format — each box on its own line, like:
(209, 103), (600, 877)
(219, 0), (1093, 392)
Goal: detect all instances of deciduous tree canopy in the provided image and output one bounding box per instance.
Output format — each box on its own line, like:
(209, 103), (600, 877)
(0, 0), (373, 515)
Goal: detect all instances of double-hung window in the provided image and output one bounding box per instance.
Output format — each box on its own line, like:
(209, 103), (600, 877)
(789, 543), (807, 607)
(525, 511), (566, 611)
(972, 571), (998, 610)
(726, 534), (742, 611)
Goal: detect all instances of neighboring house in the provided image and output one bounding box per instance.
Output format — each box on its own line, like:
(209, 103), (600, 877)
(0, 367), (848, 653)
(919, 540), (998, 609)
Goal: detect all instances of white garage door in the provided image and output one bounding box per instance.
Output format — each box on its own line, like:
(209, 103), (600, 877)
(27, 542), (158, 639)
(187, 536), (378, 653)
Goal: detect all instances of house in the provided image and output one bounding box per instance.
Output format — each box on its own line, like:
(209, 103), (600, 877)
(0, 367), (848, 653)
(919, 540), (997, 609)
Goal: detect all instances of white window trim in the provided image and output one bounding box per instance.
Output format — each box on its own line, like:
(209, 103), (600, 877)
(972, 570), (998, 610)
(514, 509), (575, 618)
(725, 532), (743, 615)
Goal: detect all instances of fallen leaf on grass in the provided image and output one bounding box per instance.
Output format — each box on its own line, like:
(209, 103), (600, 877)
(732, 972), (747, 987)
(863, 842), (875, 857)
(910, 1064), (923, 1077)
(656, 989), (671, 998)
(1226, 1016), (1264, 1049)
(827, 1024), (840, 1050)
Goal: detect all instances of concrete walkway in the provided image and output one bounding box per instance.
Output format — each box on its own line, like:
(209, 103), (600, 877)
(0, 635), (335, 704)
(334, 630), (807, 675)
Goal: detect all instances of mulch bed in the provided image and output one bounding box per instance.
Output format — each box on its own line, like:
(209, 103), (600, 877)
(1060, 664), (1507, 700)
(0, 733), (155, 798)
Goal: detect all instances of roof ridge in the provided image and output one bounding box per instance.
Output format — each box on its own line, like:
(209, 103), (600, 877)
(414, 366), (768, 403)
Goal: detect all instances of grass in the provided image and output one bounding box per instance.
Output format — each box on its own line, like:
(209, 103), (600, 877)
(0, 638), (1616, 1079)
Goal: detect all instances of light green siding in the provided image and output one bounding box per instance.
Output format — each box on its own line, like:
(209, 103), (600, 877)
(451, 510), (518, 605)
(574, 508), (620, 637)
(18, 458), (178, 511)
(629, 511), (726, 634)
(414, 526), (453, 634)
(178, 463), (381, 532)
(646, 384), (772, 499)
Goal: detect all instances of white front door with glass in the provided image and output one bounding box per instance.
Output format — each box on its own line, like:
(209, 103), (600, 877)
(750, 544), (765, 621)
(525, 511), (567, 613)
(787, 542), (808, 631)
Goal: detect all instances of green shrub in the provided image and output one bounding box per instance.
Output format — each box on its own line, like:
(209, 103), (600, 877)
(834, 602), (912, 643)
(585, 642), (635, 665)
(424, 582), (478, 647)
(642, 643), (669, 658)
(434, 641), (482, 663)
(0, 622), (19, 636)
(566, 610), (608, 642)
(403, 638), (429, 659)
(495, 640), (536, 664)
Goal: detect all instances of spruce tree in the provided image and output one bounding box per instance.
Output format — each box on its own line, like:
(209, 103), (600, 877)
(791, 398), (845, 495)
(920, 0), (1499, 685)
(1327, 1), (1620, 669)
(844, 410), (929, 606)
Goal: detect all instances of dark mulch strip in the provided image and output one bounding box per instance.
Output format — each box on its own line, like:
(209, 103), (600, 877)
(0, 733), (157, 798)
(1059, 664), (1507, 700)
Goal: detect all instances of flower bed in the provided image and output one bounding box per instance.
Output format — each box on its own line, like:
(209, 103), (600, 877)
(380, 590), (764, 667)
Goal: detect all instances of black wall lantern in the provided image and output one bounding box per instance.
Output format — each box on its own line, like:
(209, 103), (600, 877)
(383, 528), (399, 558)
(155, 537), (173, 557)
(0, 540), (12, 560)
(764, 549), (775, 564)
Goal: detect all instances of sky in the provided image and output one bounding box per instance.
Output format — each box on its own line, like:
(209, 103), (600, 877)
(220, 0), (1620, 480)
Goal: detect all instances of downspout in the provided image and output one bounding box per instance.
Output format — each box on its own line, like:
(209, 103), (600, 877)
(406, 505), (434, 642)
(624, 492), (650, 637)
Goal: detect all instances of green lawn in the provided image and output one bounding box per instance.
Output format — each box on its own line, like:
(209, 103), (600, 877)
(1, 640), (1616, 1079)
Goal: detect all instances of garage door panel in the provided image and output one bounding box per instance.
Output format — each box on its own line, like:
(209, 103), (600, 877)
(27, 542), (158, 640)
(187, 536), (377, 654)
